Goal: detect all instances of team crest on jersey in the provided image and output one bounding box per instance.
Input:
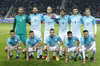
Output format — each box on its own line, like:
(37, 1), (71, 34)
(89, 39), (91, 41)
(15, 39), (17, 42)
(73, 40), (75, 42)
(55, 39), (57, 41)
(23, 17), (25, 19)
(65, 17), (67, 19)
(34, 40), (36, 42)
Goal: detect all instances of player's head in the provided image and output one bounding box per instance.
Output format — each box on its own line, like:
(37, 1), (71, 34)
(33, 6), (38, 14)
(73, 7), (78, 15)
(18, 7), (23, 14)
(50, 28), (55, 37)
(60, 8), (66, 16)
(85, 8), (91, 16)
(29, 30), (34, 39)
(83, 30), (89, 38)
(10, 30), (15, 39)
(67, 31), (72, 39)
(47, 6), (52, 14)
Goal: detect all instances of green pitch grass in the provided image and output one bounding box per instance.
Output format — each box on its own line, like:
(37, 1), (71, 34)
(0, 23), (100, 66)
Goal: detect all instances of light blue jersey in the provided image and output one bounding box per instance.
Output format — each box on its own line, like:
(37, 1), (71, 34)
(65, 36), (79, 48)
(42, 15), (56, 31)
(29, 13), (43, 31)
(70, 15), (83, 35)
(26, 36), (41, 48)
(7, 35), (21, 46)
(81, 34), (95, 47)
(82, 16), (96, 34)
(46, 34), (62, 47)
(58, 15), (70, 33)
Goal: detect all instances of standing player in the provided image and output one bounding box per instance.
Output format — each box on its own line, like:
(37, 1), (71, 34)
(61, 31), (80, 62)
(82, 8), (97, 37)
(79, 30), (96, 63)
(22, 31), (43, 61)
(42, 6), (57, 59)
(43, 29), (63, 62)
(29, 6), (43, 58)
(13, 7), (31, 49)
(69, 7), (83, 59)
(5, 30), (21, 61)
(57, 8), (70, 58)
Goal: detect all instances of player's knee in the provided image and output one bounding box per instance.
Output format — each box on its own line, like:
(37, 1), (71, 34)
(93, 48), (96, 52)
(43, 47), (46, 51)
(4, 47), (7, 52)
(55, 49), (59, 52)
(18, 47), (21, 50)
(37, 46), (40, 50)
(79, 49), (82, 53)
(22, 49), (26, 54)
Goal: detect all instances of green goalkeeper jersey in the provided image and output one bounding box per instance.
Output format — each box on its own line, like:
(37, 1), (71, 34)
(13, 14), (31, 34)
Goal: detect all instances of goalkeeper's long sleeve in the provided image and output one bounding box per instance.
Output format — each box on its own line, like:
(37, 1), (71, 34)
(13, 17), (16, 30)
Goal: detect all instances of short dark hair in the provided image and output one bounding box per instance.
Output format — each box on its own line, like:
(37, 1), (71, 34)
(10, 30), (15, 33)
(18, 7), (23, 10)
(50, 28), (55, 31)
(73, 7), (78, 10)
(33, 6), (38, 9)
(67, 31), (72, 34)
(85, 8), (90, 11)
(29, 30), (34, 33)
(60, 8), (66, 12)
(83, 30), (88, 33)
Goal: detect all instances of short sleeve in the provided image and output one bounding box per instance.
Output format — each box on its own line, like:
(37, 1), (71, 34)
(65, 38), (69, 47)
(7, 39), (10, 45)
(26, 39), (29, 46)
(75, 36), (79, 42)
(42, 16), (45, 22)
(80, 37), (84, 45)
(58, 36), (62, 42)
(91, 35), (95, 42)
(28, 15), (31, 20)
(92, 17), (96, 25)
(37, 37), (41, 43)
(46, 37), (50, 45)
(17, 36), (21, 42)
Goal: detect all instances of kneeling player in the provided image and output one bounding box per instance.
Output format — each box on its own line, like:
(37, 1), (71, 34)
(5, 30), (21, 61)
(79, 30), (96, 64)
(22, 31), (43, 61)
(61, 31), (80, 62)
(43, 29), (63, 62)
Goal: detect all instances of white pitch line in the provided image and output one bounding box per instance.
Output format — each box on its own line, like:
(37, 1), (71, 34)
(0, 27), (30, 36)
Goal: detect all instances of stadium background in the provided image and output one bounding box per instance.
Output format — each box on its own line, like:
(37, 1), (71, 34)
(0, 0), (100, 66)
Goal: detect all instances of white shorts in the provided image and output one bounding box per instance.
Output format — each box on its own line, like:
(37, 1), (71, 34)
(73, 33), (81, 40)
(44, 30), (50, 43)
(32, 30), (42, 41)
(67, 47), (76, 53)
(59, 32), (67, 41)
(28, 47), (37, 52)
(49, 46), (57, 52)
(7, 46), (21, 51)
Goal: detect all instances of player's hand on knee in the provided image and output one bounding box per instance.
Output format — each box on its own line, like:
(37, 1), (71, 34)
(33, 46), (36, 50)
(11, 47), (15, 51)
(83, 58), (86, 64)
(47, 57), (50, 62)
(7, 56), (10, 61)
(86, 49), (90, 53)
(65, 58), (68, 63)
(26, 56), (29, 61)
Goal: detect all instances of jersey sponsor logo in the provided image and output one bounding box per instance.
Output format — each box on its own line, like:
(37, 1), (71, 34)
(15, 39), (17, 42)
(23, 17), (25, 19)
(65, 17), (67, 19)
(73, 40), (75, 42)
(34, 40), (36, 42)
(55, 39), (57, 41)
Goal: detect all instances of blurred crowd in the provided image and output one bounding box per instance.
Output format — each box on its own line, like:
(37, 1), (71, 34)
(0, 0), (100, 18)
